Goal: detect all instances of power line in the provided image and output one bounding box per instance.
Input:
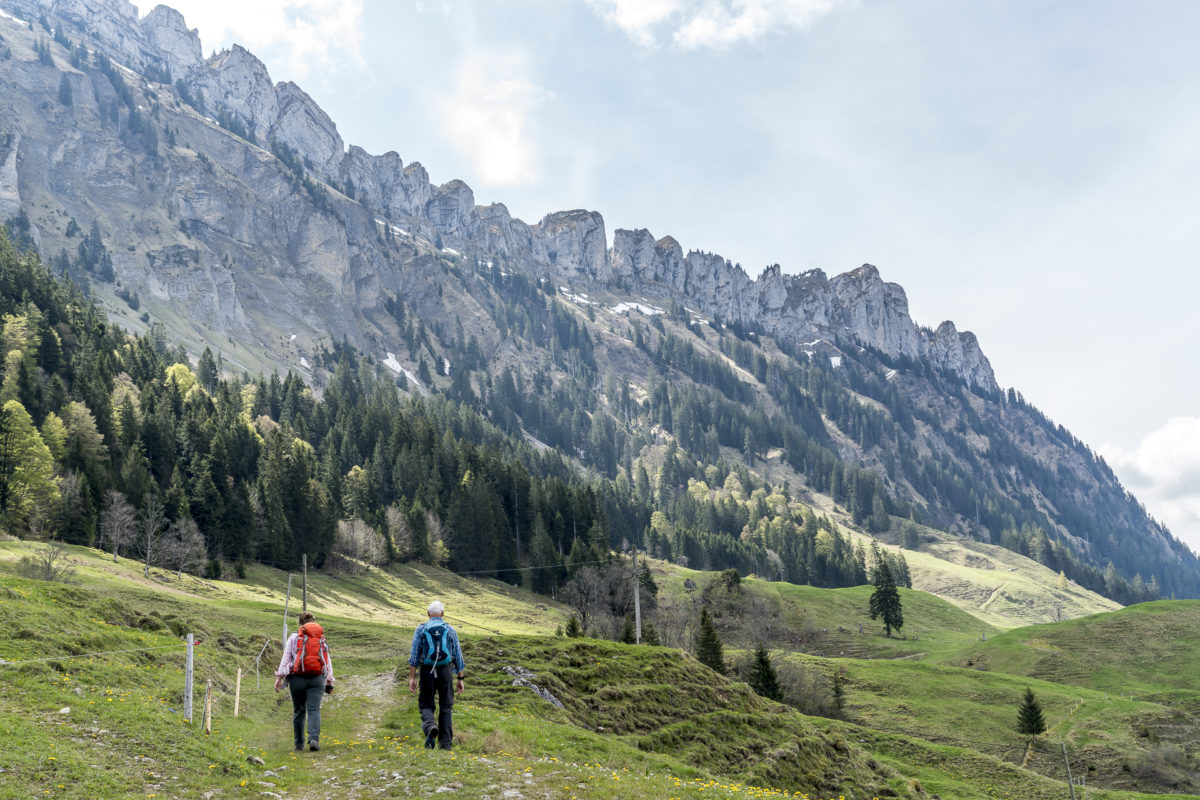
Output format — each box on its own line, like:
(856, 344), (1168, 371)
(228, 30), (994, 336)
(251, 554), (611, 577)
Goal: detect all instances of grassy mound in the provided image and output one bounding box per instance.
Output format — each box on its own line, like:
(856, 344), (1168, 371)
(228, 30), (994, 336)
(465, 635), (919, 798)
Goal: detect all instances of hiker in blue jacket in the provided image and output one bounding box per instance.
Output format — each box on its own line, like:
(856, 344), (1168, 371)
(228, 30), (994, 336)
(407, 600), (465, 750)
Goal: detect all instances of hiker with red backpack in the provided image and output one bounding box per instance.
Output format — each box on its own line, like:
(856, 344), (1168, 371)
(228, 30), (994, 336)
(274, 611), (335, 751)
(407, 600), (465, 750)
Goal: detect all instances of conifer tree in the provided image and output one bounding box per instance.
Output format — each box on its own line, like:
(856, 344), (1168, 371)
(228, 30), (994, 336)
(642, 621), (661, 646)
(868, 558), (904, 637)
(620, 615), (636, 644)
(695, 607), (726, 674)
(747, 642), (782, 701)
(831, 669), (846, 718)
(564, 615), (583, 638)
(1017, 686), (1046, 743)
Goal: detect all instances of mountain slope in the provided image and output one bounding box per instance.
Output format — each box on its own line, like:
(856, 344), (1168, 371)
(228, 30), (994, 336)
(0, 0), (1197, 601)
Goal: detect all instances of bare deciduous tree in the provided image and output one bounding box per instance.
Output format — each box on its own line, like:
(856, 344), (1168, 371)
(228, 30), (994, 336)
(99, 490), (137, 562)
(161, 517), (207, 578)
(562, 566), (604, 635)
(17, 541), (76, 583)
(330, 518), (386, 575)
(386, 505), (410, 560)
(139, 492), (166, 578)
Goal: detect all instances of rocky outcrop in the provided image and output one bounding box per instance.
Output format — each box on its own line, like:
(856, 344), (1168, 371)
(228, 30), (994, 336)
(271, 82), (343, 174)
(341, 148), (430, 222)
(610, 228), (656, 284)
(0, 132), (20, 221)
(138, 5), (201, 80)
(425, 179), (475, 235)
(927, 321), (996, 392)
(830, 265), (923, 361)
(196, 45), (278, 144)
(470, 203), (535, 261)
(534, 210), (608, 283)
(605, 225), (997, 389)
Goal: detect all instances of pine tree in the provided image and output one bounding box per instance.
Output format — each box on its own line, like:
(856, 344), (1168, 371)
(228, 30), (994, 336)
(196, 347), (218, 393)
(564, 615), (583, 638)
(642, 621), (661, 646)
(1017, 686), (1046, 742)
(868, 558), (904, 637)
(746, 642), (782, 701)
(831, 669), (846, 718)
(694, 607), (725, 674)
(620, 615), (636, 644)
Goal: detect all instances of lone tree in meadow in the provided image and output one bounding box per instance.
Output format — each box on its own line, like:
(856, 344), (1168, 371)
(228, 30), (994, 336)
(746, 642), (783, 702)
(695, 607), (726, 674)
(868, 558), (904, 637)
(1017, 686), (1046, 743)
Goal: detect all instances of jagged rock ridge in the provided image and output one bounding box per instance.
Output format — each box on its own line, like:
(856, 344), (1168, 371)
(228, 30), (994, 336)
(4, 0), (993, 391)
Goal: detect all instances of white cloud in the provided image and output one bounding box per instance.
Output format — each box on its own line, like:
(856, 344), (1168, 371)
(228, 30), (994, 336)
(586, 0), (683, 46)
(150, 0), (366, 81)
(437, 52), (549, 188)
(586, 0), (850, 49)
(1103, 416), (1200, 554)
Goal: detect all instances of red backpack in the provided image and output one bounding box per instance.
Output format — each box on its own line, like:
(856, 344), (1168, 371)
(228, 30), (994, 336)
(292, 622), (327, 675)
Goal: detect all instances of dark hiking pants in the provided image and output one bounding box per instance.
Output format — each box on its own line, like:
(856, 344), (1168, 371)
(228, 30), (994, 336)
(418, 666), (455, 749)
(289, 673), (325, 748)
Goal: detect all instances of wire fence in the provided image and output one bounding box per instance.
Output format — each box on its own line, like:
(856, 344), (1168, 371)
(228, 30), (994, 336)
(0, 643), (187, 668)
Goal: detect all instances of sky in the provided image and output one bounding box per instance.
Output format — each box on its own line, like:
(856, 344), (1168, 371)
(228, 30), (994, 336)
(156, 0), (1200, 554)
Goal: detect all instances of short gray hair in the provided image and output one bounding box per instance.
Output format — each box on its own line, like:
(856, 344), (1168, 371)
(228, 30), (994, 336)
(427, 600), (445, 616)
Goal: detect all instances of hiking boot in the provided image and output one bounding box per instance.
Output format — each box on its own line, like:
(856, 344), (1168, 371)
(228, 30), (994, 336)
(425, 727), (438, 749)
(309, 740), (320, 752)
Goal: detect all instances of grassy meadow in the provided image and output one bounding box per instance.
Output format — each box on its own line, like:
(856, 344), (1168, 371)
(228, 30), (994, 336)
(1, 539), (1198, 799)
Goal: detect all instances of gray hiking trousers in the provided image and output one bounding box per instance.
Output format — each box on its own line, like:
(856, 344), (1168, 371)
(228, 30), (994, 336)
(288, 673), (325, 747)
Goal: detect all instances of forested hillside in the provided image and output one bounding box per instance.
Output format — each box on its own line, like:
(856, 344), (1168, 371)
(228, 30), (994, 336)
(0, 229), (906, 604)
(1, 0), (1197, 605)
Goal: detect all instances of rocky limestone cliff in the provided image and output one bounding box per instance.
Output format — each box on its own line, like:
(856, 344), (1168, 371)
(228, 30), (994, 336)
(0, 132), (20, 220)
(139, 4), (200, 79)
(2, 0), (997, 392)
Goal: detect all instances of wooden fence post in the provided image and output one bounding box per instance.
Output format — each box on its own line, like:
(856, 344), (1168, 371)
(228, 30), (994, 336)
(234, 668), (242, 717)
(203, 679), (213, 735)
(283, 574), (293, 649)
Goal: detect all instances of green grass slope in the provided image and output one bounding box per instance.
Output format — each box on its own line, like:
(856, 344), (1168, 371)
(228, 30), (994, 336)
(0, 542), (913, 799)
(653, 560), (1001, 660)
(3, 540), (1195, 800)
(863, 524), (1121, 628)
(950, 600), (1200, 702)
(788, 651), (1200, 795)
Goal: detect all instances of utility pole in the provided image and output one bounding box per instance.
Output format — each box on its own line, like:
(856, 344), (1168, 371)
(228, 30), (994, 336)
(513, 475), (520, 563)
(632, 545), (642, 645)
(302, 554), (307, 612)
(283, 574), (293, 649)
(184, 633), (194, 724)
